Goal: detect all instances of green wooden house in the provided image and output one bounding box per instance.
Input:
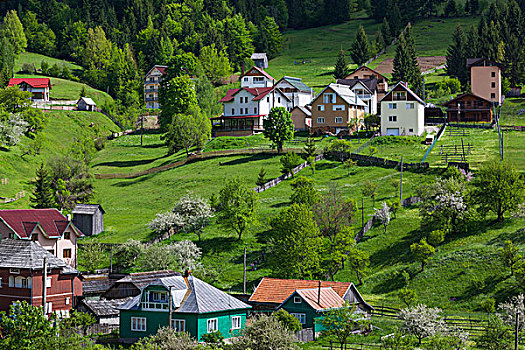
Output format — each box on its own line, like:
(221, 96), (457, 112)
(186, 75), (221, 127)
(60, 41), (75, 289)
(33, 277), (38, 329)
(118, 275), (251, 342)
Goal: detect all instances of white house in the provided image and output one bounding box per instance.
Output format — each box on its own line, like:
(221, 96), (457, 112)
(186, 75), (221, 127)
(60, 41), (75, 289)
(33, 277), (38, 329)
(336, 78), (378, 115)
(251, 53), (269, 69)
(379, 82), (425, 136)
(241, 66), (275, 88)
(274, 76), (314, 111)
(8, 78), (51, 102)
(144, 65), (167, 109)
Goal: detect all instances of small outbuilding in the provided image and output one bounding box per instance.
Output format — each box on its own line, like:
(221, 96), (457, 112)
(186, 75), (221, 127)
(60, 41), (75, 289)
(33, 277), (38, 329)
(72, 204), (104, 236)
(291, 105), (312, 131)
(251, 53), (269, 69)
(77, 97), (97, 111)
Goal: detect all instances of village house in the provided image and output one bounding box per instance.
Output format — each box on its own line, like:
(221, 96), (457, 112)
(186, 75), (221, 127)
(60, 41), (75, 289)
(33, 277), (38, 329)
(77, 97), (97, 111)
(443, 93), (493, 123)
(251, 53), (269, 69)
(379, 81), (426, 136)
(78, 297), (133, 325)
(103, 270), (180, 300)
(0, 239), (82, 315)
(249, 277), (373, 329)
(336, 78), (379, 115)
(0, 209), (84, 267)
(144, 65), (167, 109)
(72, 204), (104, 236)
(274, 76), (315, 111)
(118, 274), (251, 342)
(310, 83), (367, 134)
(8, 78), (51, 101)
(344, 66), (389, 100)
(214, 67), (287, 137)
(467, 58), (503, 105)
(291, 105), (312, 131)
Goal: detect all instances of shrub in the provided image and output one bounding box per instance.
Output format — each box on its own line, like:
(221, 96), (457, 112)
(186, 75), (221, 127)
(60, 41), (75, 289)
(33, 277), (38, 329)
(427, 230), (445, 247)
(40, 60), (49, 74)
(480, 298), (496, 314)
(201, 331), (224, 345)
(21, 62), (35, 74)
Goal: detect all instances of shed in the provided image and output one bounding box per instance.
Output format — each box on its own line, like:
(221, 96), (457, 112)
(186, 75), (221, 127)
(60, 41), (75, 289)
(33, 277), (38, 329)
(72, 204), (104, 236)
(77, 97), (97, 111)
(103, 270), (181, 300)
(251, 53), (268, 69)
(78, 297), (133, 325)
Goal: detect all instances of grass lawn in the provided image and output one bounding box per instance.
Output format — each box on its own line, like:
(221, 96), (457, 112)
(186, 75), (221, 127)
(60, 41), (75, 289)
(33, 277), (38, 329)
(15, 52), (83, 75)
(500, 98), (525, 126)
(358, 135), (430, 163)
(0, 111), (120, 205)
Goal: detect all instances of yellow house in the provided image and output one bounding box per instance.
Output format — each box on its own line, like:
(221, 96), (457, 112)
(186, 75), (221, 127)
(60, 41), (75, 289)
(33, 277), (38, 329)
(467, 58), (503, 105)
(379, 82), (425, 136)
(310, 83), (367, 134)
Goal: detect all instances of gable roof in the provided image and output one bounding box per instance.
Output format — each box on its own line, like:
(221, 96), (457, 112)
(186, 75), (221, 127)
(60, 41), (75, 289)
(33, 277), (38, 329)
(77, 97), (96, 106)
(145, 65), (168, 77)
(0, 239), (78, 273)
(8, 78), (51, 89)
(0, 209), (83, 239)
(442, 92), (494, 106)
(219, 87), (282, 103)
(346, 66), (388, 82)
(82, 274), (112, 295)
(72, 204), (105, 215)
(379, 81), (425, 105)
(119, 275), (251, 314)
(113, 270), (181, 290)
(81, 297), (134, 317)
(249, 277), (353, 304)
(251, 53), (268, 60)
(336, 78), (377, 93)
(276, 76), (313, 93)
(242, 66), (275, 82)
(292, 287), (345, 311)
(467, 58), (503, 68)
(311, 83), (367, 107)
(293, 105), (312, 117)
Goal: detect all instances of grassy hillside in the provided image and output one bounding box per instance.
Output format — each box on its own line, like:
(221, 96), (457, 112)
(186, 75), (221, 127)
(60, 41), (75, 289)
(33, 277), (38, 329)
(267, 16), (479, 89)
(0, 111), (120, 206)
(15, 52), (83, 75)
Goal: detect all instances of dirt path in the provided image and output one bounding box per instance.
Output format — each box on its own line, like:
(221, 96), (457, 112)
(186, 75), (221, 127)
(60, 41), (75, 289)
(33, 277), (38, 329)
(374, 56), (447, 75)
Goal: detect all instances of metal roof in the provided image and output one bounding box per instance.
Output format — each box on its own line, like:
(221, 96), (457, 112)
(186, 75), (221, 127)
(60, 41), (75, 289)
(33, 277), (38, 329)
(277, 76), (313, 93)
(81, 297), (134, 317)
(0, 239), (78, 273)
(294, 287), (345, 311)
(72, 204), (104, 215)
(77, 97), (96, 106)
(336, 78), (378, 93)
(251, 53), (268, 60)
(312, 83), (367, 107)
(0, 209), (83, 239)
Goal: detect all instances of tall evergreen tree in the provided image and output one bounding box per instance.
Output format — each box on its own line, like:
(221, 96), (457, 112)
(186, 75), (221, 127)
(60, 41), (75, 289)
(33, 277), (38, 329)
(381, 17), (392, 45)
(392, 33), (410, 83)
(404, 25), (423, 94)
(446, 25), (468, 84)
(2, 10), (27, 56)
(470, 0), (479, 14)
(333, 49), (349, 79)
(30, 163), (56, 209)
(504, 34), (525, 86)
(444, 0), (458, 17)
(350, 25), (371, 65)
(388, 2), (403, 38)
(256, 16), (283, 59)
(374, 30), (385, 54)
(465, 25), (479, 58)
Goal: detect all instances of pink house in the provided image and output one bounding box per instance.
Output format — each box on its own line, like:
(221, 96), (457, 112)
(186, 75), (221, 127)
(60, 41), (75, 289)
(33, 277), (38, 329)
(0, 209), (84, 267)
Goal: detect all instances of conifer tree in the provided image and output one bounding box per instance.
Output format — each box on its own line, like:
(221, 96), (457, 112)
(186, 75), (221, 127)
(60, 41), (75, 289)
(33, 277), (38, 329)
(350, 25), (371, 66)
(404, 25), (423, 94)
(374, 30), (385, 54)
(444, 0), (458, 17)
(464, 0), (470, 14)
(333, 49), (350, 79)
(30, 163), (56, 209)
(392, 33), (410, 84)
(388, 2), (403, 38)
(381, 17), (392, 45)
(470, 0), (479, 15)
(446, 25), (468, 84)
(504, 34), (525, 86)
(465, 25), (479, 58)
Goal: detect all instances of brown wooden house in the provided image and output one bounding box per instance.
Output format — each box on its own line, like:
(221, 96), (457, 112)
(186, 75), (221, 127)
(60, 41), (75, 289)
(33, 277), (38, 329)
(443, 93), (494, 123)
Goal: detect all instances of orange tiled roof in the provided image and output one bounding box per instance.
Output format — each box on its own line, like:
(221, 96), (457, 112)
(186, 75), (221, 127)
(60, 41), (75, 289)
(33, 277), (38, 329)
(249, 277), (351, 304)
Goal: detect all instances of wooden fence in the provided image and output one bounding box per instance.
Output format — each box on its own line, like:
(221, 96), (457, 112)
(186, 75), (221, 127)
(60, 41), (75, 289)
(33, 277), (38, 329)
(500, 125), (525, 131)
(348, 153), (429, 171)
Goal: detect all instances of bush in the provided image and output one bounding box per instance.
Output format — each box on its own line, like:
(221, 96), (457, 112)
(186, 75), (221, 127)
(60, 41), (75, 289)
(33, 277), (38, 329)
(40, 60), (49, 74)
(274, 309), (302, 332)
(48, 63), (61, 77)
(21, 62), (35, 74)
(201, 331), (224, 345)
(480, 298), (496, 313)
(427, 230), (445, 247)
(94, 137), (105, 151)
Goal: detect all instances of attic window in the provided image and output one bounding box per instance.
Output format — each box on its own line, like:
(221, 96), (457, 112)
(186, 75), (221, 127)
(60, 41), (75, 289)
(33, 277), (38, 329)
(64, 232), (70, 240)
(9, 268), (19, 274)
(293, 297), (302, 304)
(31, 234), (38, 241)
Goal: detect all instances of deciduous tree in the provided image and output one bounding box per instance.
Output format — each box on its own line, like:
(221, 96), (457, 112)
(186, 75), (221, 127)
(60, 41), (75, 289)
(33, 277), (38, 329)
(410, 238), (435, 272)
(290, 176), (318, 206)
(263, 107), (294, 153)
(347, 248), (369, 285)
(217, 179), (258, 240)
(398, 304), (445, 345)
(320, 303), (370, 350)
(231, 314), (298, 350)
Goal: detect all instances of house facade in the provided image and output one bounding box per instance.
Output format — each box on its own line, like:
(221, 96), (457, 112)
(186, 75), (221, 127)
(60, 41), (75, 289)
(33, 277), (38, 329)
(443, 93), (493, 123)
(380, 82), (426, 136)
(72, 204), (104, 236)
(144, 65), (167, 109)
(118, 275), (251, 342)
(345, 66), (389, 99)
(240, 66), (274, 88)
(77, 97), (97, 111)
(251, 53), (268, 69)
(0, 209), (84, 267)
(337, 78), (379, 115)
(8, 78), (51, 101)
(468, 58), (503, 105)
(274, 76), (314, 110)
(291, 106), (312, 131)
(310, 83), (366, 134)
(0, 239), (82, 315)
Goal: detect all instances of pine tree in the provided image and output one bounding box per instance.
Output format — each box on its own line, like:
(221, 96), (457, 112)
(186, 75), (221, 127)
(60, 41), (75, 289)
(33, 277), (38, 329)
(444, 0), (458, 17)
(404, 25), (423, 94)
(464, 0), (471, 14)
(504, 34), (524, 86)
(30, 163), (56, 209)
(350, 25), (371, 66)
(374, 30), (385, 54)
(465, 25), (479, 58)
(333, 49), (349, 79)
(388, 2), (403, 39)
(446, 25), (468, 84)
(256, 168), (267, 187)
(392, 33), (410, 84)
(381, 17), (392, 45)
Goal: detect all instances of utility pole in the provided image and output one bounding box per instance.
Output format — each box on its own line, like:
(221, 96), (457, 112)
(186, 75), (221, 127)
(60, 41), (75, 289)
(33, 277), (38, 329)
(110, 245), (113, 273)
(140, 115), (144, 147)
(42, 257), (48, 315)
(399, 157), (403, 201)
(515, 311), (520, 350)
(243, 247), (247, 295)
(169, 286), (173, 329)
(361, 197), (364, 230)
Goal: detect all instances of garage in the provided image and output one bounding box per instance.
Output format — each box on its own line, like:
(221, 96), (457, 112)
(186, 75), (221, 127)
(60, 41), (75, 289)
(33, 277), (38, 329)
(386, 128), (400, 136)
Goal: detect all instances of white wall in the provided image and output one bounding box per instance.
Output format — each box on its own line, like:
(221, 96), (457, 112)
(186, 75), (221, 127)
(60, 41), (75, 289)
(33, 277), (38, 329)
(240, 75), (273, 88)
(380, 100), (424, 136)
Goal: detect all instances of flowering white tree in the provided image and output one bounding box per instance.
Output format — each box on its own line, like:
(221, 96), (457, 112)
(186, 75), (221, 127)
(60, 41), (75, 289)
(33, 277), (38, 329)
(0, 114), (28, 147)
(398, 304), (446, 345)
(499, 294), (525, 332)
(148, 211), (186, 234)
(171, 240), (202, 271)
(375, 201), (391, 233)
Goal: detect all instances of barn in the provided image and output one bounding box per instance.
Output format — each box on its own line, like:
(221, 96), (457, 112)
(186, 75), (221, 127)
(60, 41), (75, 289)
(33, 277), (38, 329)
(77, 97), (97, 111)
(72, 204), (104, 236)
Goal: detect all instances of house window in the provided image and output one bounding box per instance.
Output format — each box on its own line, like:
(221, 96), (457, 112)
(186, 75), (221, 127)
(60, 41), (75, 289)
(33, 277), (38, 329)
(323, 93), (335, 104)
(335, 117), (343, 123)
(293, 297), (302, 304)
(131, 317), (147, 332)
(46, 277), (52, 288)
(491, 82), (496, 88)
(10, 268), (19, 274)
(394, 91), (406, 100)
(231, 108), (235, 115)
(491, 93), (496, 99)
(150, 291), (167, 302)
(66, 297), (70, 305)
(232, 316), (241, 330)
(64, 232), (70, 240)
(388, 116), (397, 122)
(243, 77), (248, 82)
(0, 277), (2, 287)
(317, 117), (325, 124)
(333, 105), (345, 111)
(254, 108), (258, 114)
(207, 318), (218, 333)
(267, 97), (270, 103)
(45, 302), (52, 314)
(409, 128), (414, 133)
(172, 319), (185, 332)
(9, 233), (15, 239)
(63, 249), (72, 259)
(317, 105), (325, 111)
(491, 72), (496, 77)
(254, 77), (264, 83)
(291, 313), (306, 325)
(388, 103), (397, 109)
(9, 276), (14, 287)
(406, 103), (415, 109)
(278, 97), (281, 103)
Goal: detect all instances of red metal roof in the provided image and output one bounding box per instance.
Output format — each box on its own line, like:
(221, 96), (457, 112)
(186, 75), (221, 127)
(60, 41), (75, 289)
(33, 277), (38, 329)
(211, 114), (264, 120)
(8, 78), (51, 89)
(243, 66), (275, 81)
(249, 277), (351, 304)
(219, 88), (241, 102)
(0, 209), (83, 239)
(219, 87), (274, 103)
(295, 287), (346, 311)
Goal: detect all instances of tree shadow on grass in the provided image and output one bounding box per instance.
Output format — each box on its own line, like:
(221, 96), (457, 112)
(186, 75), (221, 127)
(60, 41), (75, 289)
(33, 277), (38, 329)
(199, 236), (240, 256)
(270, 201), (289, 209)
(111, 173), (157, 187)
(95, 154), (169, 168)
(371, 269), (406, 294)
(218, 153), (276, 167)
(368, 227), (424, 268)
(488, 226), (525, 246)
(316, 162), (339, 171)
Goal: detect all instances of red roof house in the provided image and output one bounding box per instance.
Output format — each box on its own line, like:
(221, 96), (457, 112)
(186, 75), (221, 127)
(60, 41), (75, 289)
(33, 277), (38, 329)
(8, 78), (51, 101)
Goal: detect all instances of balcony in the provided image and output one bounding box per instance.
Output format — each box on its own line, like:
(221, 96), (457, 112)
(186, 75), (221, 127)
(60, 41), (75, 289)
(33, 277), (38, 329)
(145, 88), (158, 93)
(145, 97), (158, 102)
(141, 301), (169, 311)
(393, 96), (407, 101)
(357, 94), (372, 99)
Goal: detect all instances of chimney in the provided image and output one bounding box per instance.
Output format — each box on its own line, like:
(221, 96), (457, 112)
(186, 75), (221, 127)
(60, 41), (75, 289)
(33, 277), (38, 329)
(183, 269), (191, 278)
(317, 280), (321, 306)
(67, 214), (71, 221)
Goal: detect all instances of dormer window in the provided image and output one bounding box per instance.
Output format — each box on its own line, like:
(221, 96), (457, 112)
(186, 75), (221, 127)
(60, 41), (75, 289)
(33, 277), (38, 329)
(323, 93), (336, 104)
(31, 233), (38, 241)
(64, 232), (70, 240)
(293, 296), (302, 304)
